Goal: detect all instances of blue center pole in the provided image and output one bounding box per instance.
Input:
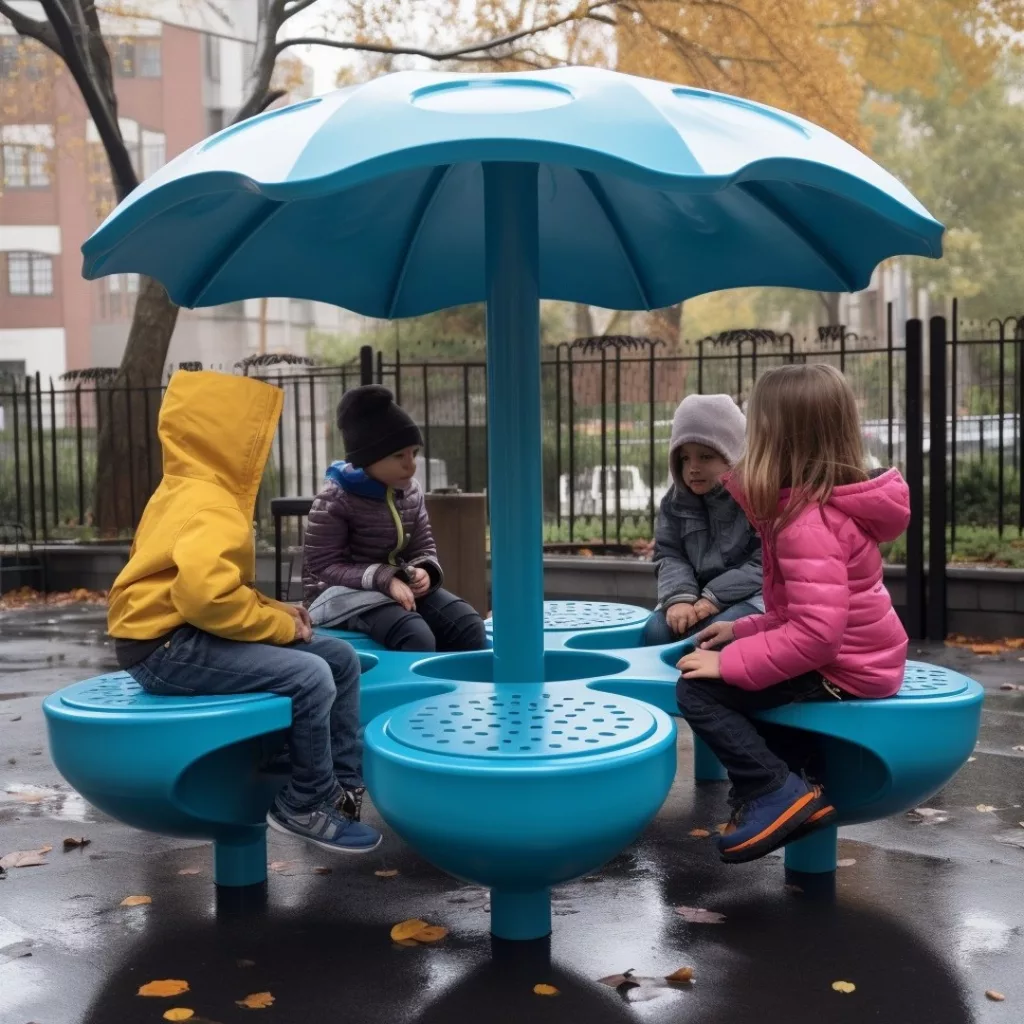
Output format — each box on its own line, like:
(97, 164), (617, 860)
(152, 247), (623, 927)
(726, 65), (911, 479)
(484, 162), (545, 684)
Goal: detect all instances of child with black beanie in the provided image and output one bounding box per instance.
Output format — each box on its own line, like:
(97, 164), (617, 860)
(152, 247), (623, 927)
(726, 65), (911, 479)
(301, 385), (487, 652)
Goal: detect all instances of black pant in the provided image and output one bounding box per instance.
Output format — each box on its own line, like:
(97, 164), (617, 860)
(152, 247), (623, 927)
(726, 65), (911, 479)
(676, 671), (840, 805)
(348, 588), (487, 653)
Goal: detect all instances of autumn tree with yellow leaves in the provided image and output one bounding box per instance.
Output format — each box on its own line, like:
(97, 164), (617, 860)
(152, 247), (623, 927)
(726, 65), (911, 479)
(1, 0), (1021, 528)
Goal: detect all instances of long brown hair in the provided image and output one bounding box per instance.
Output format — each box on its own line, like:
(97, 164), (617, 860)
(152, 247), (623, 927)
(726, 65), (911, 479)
(733, 363), (867, 533)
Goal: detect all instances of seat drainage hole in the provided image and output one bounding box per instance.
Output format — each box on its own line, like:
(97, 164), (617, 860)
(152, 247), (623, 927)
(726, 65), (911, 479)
(488, 746), (499, 751)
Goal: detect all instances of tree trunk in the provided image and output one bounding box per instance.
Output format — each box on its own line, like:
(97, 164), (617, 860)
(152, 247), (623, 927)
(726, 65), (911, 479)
(94, 276), (180, 533)
(818, 292), (842, 326)
(573, 303), (594, 339)
(647, 304), (682, 348)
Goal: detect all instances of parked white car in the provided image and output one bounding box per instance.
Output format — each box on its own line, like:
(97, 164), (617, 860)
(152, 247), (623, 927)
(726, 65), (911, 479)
(558, 465), (668, 517)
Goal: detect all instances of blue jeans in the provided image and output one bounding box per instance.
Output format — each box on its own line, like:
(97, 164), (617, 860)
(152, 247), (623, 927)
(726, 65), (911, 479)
(127, 627), (362, 813)
(642, 600), (762, 647)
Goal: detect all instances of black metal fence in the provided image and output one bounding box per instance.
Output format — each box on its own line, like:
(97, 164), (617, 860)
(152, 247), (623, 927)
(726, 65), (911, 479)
(1, 308), (1022, 617)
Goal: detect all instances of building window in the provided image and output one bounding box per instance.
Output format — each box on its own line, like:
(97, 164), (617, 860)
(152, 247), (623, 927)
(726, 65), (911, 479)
(204, 34), (221, 83)
(0, 37), (46, 81)
(115, 38), (162, 78)
(99, 273), (139, 318)
(206, 108), (225, 136)
(7, 252), (54, 296)
(141, 130), (165, 178)
(2, 144), (49, 188)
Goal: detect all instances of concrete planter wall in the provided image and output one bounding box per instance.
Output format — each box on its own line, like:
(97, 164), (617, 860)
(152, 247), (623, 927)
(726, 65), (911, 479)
(20, 544), (1024, 639)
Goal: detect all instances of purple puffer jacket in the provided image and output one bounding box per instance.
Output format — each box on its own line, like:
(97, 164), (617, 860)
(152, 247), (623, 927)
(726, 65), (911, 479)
(302, 461), (443, 611)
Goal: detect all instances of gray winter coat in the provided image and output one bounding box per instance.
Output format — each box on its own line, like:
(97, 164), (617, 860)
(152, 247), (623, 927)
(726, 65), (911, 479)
(653, 482), (763, 612)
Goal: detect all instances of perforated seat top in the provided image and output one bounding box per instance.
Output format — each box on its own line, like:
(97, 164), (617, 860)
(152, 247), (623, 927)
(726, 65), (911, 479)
(892, 663), (971, 700)
(485, 600), (651, 633)
(58, 673), (281, 714)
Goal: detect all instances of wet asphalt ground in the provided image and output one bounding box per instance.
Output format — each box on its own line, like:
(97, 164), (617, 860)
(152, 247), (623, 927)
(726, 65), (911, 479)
(1, 603), (1023, 1024)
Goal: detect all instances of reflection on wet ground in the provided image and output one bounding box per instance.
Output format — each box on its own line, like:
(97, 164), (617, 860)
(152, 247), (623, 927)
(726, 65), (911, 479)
(1, 604), (1022, 1024)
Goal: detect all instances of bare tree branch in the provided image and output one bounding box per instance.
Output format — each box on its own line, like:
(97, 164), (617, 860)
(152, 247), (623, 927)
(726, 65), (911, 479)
(275, 0), (617, 60)
(281, 0), (320, 20)
(0, 0), (62, 53)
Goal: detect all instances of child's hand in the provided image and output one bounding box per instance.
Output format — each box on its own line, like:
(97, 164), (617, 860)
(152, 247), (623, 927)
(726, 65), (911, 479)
(693, 598), (719, 621)
(284, 605), (313, 642)
(666, 602), (698, 635)
(677, 649), (722, 679)
(390, 578), (416, 612)
(409, 567), (431, 597)
(697, 620), (735, 649)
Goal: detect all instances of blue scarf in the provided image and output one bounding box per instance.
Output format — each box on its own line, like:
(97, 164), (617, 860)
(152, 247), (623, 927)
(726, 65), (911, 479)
(325, 460), (389, 500)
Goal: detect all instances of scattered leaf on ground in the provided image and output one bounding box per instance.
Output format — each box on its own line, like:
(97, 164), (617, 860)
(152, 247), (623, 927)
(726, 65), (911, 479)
(665, 967), (694, 983)
(411, 925), (448, 943)
(63, 837), (90, 850)
(1013, 746), (1024, 753)
(178, 868), (202, 876)
(120, 895), (152, 907)
(688, 829), (711, 838)
(312, 866), (332, 876)
(0, 940), (34, 965)
(976, 805), (998, 813)
(533, 984), (560, 996)
(0, 846), (53, 869)
(970, 644), (1005, 656)
(236, 959), (255, 969)
(908, 807), (950, 824)
(968, 757), (977, 763)
(1000, 683), (1017, 691)
(784, 883), (805, 895)
(393, 938), (419, 947)
(236, 991), (275, 1010)
(832, 981), (856, 994)
(138, 980), (190, 998)
(837, 858), (857, 868)
(598, 971), (637, 988)
(268, 861), (292, 872)
(390, 919), (429, 942)
(582, 875), (601, 883)
(986, 990), (1006, 1002)
(163, 1010), (195, 1021)
(375, 869), (399, 878)
(675, 905), (726, 924)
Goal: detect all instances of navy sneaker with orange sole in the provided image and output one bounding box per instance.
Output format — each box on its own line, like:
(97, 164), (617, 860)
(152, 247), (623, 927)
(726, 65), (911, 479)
(717, 773), (824, 864)
(785, 795), (837, 845)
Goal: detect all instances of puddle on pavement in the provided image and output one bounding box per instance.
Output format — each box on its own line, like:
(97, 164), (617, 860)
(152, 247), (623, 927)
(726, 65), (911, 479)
(1, 784), (96, 822)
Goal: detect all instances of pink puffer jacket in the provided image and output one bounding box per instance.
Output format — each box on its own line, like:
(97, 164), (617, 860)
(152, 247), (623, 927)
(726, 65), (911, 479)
(720, 469), (911, 698)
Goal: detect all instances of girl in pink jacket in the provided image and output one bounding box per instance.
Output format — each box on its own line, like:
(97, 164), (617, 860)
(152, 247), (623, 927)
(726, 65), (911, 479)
(677, 363), (911, 865)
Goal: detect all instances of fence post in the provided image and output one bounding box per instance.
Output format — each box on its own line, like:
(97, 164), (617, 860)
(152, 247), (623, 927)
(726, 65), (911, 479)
(359, 345), (373, 386)
(928, 316), (948, 643)
(904, 319), (925, 641)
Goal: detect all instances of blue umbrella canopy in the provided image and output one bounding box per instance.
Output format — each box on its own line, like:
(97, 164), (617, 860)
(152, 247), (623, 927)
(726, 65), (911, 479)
(82, 66), (942, 316)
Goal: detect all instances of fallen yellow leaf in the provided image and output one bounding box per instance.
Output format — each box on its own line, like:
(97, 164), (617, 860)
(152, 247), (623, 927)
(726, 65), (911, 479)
(665, 967), (694, 983)
(163, 1009), (195, 1021)
(236, 991), (275, 1010)
(688, 829), (711, 838)
(412, 925), (448, 943)
(312, 866), (333, 876)
(63, 836), (91, 850)
(268, 860), (292, 871)
(976, 805), (998, 813)
(832, 981), (856, 994)
(837, 858), (857, 868)
(393, 938), (419, 947)
(986, 990), (1006, 1002)
(391, 918), (429, 942)
(138, 980), (190, 998)
(177, 868), (201, 876)
(375, 869), (400, 878)
(533, 984), (560, 996)
(120, 895), (152, 907)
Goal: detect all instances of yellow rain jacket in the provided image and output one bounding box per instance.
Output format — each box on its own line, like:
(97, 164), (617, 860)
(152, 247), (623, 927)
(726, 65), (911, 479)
(107, 371), (295, 645)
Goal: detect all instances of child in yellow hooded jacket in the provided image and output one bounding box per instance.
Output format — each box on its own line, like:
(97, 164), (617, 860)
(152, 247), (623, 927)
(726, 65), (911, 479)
(107, 370), (381, 854)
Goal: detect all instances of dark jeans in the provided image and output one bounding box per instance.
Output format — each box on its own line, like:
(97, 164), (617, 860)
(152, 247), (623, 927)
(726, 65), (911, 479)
(676, 670), (841, 805)
(348, 587), (487, 652)
(643, 600), (761, 647)
(127, 627), (362, 813)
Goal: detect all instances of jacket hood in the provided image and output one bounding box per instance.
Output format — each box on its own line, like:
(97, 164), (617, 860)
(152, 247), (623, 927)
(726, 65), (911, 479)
(158, 371), (282, 498)
(726, 467), (910, 542)
(823, 468), (910, 542)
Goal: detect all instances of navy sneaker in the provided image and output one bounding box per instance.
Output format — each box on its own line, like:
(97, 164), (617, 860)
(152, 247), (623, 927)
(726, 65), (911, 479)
(717, 773), (823, 864)
(267, 796), (382, 854)
(785, 793), (838, 845)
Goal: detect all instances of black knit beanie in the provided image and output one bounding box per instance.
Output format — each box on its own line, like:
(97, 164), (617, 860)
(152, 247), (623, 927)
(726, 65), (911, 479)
(336, 385), (423, 468)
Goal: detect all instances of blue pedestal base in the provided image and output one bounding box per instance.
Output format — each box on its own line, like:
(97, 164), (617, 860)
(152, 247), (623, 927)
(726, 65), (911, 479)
(784, 824), (838, 874)
(491, 889), (552, 941)
(693, 735), (729, 782)
(214, 829), (268, 887)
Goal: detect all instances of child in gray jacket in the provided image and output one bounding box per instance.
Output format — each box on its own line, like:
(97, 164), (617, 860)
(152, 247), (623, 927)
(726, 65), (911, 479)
(643, 393), (763, 646)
